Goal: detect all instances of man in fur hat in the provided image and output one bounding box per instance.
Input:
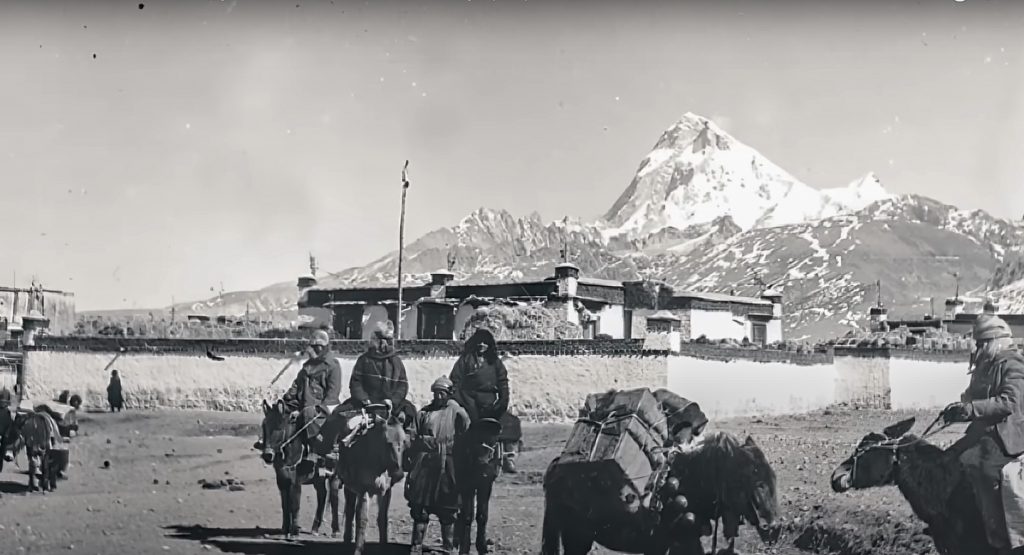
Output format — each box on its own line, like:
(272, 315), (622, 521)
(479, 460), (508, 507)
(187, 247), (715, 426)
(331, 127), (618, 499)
(943, 314), (1024, 553)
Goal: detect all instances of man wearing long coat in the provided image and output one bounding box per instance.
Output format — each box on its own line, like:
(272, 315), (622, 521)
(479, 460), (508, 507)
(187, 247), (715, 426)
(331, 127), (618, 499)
(281, 329), (343, 471)
(944, 314), (1024, 553)
(405, 376), (470, 555)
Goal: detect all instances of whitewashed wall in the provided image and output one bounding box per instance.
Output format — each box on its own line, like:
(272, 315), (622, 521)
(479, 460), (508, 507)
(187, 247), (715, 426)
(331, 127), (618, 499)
(690, 309), (747, 341)
(889, 358), (968, 410)
(363, 305), (390, 340)
(22, 346), (972, 421)
(454, 304), (477, 339)
(597, 304), (626, 339)
(834, 355), (891, 408)
(667, 357), (836, 419)
(22, 351), (666, 421)
(767, 319), (783, 343)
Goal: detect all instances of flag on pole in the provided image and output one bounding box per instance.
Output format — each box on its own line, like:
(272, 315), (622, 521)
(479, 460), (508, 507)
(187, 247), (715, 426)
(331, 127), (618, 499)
(402, 160), (410, 189)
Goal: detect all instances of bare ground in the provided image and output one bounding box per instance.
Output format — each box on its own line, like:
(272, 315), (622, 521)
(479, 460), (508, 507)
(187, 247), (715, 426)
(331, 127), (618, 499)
(0, 407), (960, 555)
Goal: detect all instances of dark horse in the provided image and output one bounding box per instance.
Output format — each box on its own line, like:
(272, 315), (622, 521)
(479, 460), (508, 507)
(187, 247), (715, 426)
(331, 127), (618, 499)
(2, 410), (63, 492)
(258, 399), (342, 538)
(334, 402), (412, 555)
(541, 429), (779, 555)
(453, 417), (503, 555)
(831, 416), (1024, 555)
(668, 431), (780, 554)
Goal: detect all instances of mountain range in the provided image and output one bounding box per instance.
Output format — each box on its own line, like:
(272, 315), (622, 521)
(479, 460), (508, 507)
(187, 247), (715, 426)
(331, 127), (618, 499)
(83, 113), (1024, 341)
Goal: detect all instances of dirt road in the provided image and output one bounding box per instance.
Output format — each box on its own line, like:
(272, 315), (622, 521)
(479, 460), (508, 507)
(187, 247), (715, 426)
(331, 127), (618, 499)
(0, 407), (958, 555)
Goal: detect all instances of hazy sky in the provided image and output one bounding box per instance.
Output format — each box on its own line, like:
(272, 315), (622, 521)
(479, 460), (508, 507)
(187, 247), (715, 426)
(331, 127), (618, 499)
(2, 0), (1023, 310)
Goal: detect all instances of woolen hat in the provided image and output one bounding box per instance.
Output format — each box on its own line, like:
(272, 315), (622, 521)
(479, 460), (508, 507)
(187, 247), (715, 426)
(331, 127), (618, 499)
(431, 376), (453, 392)
(974, 315), (1013, 341)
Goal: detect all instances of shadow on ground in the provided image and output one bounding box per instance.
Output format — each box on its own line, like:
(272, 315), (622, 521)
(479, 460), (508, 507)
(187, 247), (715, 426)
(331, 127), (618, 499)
(0, 479), (31, 494)
(165, 525), (415, 555)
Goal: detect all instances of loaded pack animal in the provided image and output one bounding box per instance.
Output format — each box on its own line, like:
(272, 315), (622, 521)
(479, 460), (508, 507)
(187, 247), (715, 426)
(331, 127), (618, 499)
(2, 410), (64, 492)
(257, 399), (342, 538)
(831, 416), (1024, 555)
(334, 402), (413, 555)
(540, 388), (779, 555)
(453, 417), (503, 555)
(667, 431), (781, 554)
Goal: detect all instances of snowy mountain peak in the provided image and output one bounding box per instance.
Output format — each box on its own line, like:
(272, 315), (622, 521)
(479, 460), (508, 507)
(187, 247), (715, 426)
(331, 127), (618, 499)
(602, 112), (890, 239)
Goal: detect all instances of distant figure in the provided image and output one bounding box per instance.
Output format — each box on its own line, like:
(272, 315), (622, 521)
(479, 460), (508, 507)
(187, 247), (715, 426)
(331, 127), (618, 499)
(107, 370), (124, 412)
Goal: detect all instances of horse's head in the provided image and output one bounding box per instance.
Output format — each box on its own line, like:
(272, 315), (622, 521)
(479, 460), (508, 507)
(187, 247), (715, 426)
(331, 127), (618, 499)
(380, 411), (411, 479)
(3, 412), (31, 462)
(259, 399), (292, 464)
(734, 435), (780, 543)
(831, 417), (915, 494)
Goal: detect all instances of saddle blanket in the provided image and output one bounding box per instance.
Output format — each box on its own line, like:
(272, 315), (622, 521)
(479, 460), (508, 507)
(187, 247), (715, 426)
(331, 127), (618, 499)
(1001, 455), (1024, 549)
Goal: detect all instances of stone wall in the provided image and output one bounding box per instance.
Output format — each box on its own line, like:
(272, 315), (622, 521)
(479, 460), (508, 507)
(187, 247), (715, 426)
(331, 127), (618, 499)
(16, 337), (980, 421)
(21, 341), (667, 421)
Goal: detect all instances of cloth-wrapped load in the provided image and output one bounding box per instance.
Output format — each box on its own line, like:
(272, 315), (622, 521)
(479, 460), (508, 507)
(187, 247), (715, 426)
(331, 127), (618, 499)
(548, 387), (708, 517)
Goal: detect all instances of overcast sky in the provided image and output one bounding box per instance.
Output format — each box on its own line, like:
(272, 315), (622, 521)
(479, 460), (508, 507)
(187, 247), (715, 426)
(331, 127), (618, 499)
(2, 0), (1022, 310)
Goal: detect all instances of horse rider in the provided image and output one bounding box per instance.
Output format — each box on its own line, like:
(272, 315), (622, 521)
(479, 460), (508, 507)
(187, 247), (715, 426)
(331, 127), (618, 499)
(942, 314), (1024, 554)
(450, 328), (509, 424)
(347, 320), (413, 419)
(279, 329), (343, 473)
(404, 376), (471, 555)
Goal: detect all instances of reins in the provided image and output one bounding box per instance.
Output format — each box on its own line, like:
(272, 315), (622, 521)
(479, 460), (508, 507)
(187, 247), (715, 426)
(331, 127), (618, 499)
(847, 413), (953, 482)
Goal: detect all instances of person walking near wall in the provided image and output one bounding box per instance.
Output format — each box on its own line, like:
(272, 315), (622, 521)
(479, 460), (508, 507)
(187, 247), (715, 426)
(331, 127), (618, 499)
(107, 370), (124, 412)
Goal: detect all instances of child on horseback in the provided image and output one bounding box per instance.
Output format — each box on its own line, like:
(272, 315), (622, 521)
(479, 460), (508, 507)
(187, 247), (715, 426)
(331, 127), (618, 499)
(405, 375), (471, 555)
(280, 329), (343, 473)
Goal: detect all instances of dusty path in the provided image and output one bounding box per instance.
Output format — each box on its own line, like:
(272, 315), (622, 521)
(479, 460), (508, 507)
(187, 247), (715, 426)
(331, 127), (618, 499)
(0, 407), (959, 555)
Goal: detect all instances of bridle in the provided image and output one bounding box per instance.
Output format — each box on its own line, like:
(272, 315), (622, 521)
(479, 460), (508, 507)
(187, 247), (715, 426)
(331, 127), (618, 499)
(845, 413), (952, 484)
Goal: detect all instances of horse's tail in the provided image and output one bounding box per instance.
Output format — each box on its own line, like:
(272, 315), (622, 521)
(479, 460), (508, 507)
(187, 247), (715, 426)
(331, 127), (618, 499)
(540, 490), (562, 555)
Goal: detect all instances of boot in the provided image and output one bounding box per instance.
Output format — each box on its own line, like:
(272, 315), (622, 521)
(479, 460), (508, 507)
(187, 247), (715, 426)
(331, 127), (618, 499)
(410, 522), (428, 555)
(441, 523), (456, 555)
(502, 455), (517, 474)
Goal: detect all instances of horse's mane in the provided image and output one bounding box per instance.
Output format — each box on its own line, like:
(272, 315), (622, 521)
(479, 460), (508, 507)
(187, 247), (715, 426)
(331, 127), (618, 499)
(670, 429), (768, 509)
(676, 429), (740, 456)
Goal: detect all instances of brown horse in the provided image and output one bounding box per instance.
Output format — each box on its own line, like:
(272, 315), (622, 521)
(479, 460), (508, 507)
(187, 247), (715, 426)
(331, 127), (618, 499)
(454, 417), (503, 555)
(335, 403), (412, 555)
(541, 430), (779, 555)
(2, 411), (63, 492)
(258, 399), (342, 538)
(830, 416), (1024, 555)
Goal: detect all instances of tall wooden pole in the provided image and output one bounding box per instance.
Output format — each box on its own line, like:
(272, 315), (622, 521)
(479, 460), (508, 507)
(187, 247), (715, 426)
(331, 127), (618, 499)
(396, 160), (410, 341)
